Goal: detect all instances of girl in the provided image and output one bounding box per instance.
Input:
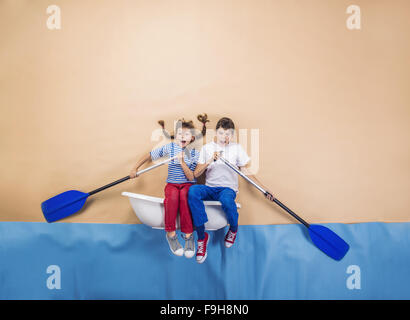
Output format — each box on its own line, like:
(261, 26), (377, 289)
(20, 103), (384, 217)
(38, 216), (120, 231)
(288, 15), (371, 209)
(130, 114), (208, 258)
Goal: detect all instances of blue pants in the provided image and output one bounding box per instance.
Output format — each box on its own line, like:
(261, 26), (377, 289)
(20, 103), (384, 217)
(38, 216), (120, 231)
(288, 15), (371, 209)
(188, 185), (238, 228)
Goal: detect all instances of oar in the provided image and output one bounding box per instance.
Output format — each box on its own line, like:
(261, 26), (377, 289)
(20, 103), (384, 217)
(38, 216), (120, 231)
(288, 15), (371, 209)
(219, 156), (349, 261)
(41, 156), (177, 223)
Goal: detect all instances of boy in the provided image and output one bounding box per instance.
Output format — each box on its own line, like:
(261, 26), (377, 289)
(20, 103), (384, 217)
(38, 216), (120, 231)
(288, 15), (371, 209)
(188, 117), (273, 263)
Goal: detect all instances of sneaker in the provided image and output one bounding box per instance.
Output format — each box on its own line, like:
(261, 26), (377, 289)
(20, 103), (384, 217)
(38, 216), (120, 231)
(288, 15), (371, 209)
(166, 233), (184, 256)
(196, 232), (209, 264)
(224, 230), (237, 248)
(183, 234), (196, 259)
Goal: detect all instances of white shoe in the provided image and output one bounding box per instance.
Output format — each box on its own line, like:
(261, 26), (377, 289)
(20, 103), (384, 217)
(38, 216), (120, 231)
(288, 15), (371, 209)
(183, 234), (196, 259)
(166, 233), (184, 256)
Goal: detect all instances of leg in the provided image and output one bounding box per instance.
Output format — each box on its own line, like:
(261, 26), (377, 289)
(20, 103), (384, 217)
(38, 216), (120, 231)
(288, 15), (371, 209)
(164, 183), (180, 234)
(187, 184), (216, 230)
(179, 184), (196, 259)
(179, 183), (194, 235)
(216, 188), (239, 248)
(188, 185), (216, 263)
(217, 188), (239, 232)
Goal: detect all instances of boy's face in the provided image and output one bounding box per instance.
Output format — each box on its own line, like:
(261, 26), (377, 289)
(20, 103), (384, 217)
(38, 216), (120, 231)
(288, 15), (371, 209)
(216, 128), (234, 145)
(175, 127), (193, 148)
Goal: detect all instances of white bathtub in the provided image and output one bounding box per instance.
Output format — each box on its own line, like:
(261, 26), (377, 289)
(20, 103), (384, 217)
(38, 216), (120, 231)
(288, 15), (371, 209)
(122, 192), (240, 231)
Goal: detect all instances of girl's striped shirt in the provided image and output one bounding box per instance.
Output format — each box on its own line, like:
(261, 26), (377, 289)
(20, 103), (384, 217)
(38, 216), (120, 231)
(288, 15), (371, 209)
(150, 142), (200, 184)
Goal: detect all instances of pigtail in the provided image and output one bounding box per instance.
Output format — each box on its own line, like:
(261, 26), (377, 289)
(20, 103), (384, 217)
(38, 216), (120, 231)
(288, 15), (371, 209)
(158, 120), (174, 140)
(158, 114), (208, 142)
(196, 113), (209, 139)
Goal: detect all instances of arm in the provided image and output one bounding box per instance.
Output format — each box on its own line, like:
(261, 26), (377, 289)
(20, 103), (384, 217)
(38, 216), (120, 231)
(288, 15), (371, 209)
(177, 152), (195, 181)
(129, 152), (152, 178)
(239, 165), (275, 201)
(193, 152), (218, 178)
(193, 162), (209, 178)
(181, 162), (195, 181)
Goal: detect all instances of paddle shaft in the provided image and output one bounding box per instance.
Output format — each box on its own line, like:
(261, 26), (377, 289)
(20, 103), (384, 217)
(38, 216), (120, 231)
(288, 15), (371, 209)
(88, 176), (130, 196)
(219, 156), (310, 228)
(88, 156), (177, 196)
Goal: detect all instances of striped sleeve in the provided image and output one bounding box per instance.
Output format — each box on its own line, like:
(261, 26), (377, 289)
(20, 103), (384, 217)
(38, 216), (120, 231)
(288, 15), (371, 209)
(150, 143), (170, 161)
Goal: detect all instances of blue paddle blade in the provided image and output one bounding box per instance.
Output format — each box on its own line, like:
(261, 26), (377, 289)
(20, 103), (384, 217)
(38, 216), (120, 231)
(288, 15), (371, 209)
(308, 224), (350, 261)
(41, 190), (89, 223)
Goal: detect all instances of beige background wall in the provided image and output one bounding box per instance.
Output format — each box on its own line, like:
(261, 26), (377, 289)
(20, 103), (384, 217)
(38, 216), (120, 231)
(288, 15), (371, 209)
(1, 0), (409, 225)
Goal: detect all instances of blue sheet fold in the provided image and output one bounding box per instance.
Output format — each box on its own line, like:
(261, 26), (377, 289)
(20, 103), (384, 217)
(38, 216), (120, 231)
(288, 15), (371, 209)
(0, 222), (409, 299)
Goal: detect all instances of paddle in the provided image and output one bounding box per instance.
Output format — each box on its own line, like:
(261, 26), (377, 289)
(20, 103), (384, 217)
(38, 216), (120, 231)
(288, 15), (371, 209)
(41, 156), (177, 223)
(219, 156), (350, 261)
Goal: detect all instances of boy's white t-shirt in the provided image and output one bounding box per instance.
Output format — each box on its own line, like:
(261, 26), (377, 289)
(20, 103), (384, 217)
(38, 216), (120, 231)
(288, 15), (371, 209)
(198, 141), (250, 192)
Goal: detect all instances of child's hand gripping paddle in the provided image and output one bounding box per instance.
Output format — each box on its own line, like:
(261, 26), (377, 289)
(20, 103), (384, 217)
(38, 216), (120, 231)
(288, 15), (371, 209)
(218, 155), (350, 261)
(41, 156), (177, 223)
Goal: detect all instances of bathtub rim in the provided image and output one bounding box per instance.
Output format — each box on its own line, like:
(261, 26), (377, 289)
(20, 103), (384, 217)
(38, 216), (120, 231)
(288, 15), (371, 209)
(122, 192), (241, 208)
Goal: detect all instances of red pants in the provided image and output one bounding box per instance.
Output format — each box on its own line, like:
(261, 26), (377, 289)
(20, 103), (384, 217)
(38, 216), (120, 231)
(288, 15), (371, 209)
(164, 183), (194, 234)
